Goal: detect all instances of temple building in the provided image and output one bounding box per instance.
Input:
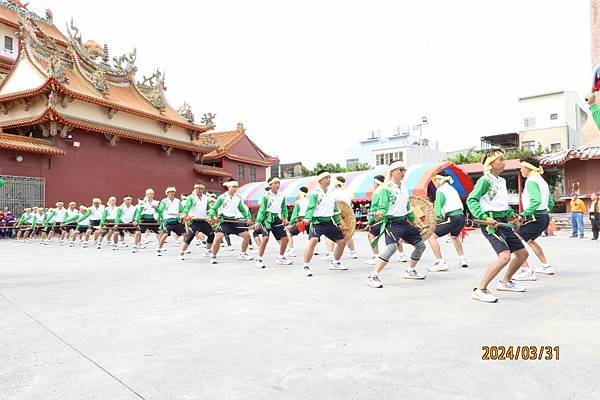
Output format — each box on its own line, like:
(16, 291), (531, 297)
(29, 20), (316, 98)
(0, 1), (276, 210)
(194, 123), (278, 193)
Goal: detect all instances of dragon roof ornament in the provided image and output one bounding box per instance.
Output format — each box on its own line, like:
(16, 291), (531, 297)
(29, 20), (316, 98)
(137, 68), (167, 110)
(1, 0), (54, 24)
(16, 13), (72, 82)
(177, 102), (195, 123)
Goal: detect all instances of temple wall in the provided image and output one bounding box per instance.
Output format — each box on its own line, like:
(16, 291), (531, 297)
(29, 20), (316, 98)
(0, 129), (200, 206)
(0, 129), (272, 206)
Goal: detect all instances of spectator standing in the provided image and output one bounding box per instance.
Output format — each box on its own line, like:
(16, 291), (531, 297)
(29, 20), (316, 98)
(590, 192), (600, 241)
(570, 193), (586, 239)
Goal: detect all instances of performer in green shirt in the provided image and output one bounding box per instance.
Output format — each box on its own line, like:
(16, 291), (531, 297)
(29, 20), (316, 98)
(426, 172), (469, 272)
(253, 176), (293, 268)
(155, 187), (186, 256)
(367, 162), (427, 288)
(285, 186), (309, 258)
(466, 149), (529, 303)
(365, 175), (386, 265)
(512, 157), (555, 281)
(178, 181), (214, 260)
(208, 179), (254, 264)
(301, 171), (348, 277)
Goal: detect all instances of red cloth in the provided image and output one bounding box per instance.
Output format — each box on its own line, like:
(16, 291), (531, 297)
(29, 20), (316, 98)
(593, 79), (600, 92)
(297, 220), (307, 233)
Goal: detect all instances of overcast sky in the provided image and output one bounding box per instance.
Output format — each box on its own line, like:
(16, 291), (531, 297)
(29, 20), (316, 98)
(31, 0), (592, 167)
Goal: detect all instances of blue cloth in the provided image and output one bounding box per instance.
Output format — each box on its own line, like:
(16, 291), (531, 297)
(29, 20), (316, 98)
(571, 212), (584, 237)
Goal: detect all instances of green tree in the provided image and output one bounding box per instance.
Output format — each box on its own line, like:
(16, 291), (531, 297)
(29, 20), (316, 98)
(447, 148), (480, 164)
(300, 162), (372, 176)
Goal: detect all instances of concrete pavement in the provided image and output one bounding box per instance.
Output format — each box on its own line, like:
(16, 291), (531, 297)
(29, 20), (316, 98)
(1, 231), (599, 400)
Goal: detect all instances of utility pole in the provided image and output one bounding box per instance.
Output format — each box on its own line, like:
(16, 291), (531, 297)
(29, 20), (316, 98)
(413, 116), (428, 164)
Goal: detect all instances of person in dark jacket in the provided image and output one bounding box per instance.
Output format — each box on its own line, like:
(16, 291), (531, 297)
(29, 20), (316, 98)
(591, 192), (600, 240)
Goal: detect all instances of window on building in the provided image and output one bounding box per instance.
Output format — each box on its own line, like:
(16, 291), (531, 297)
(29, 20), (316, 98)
(346, 158), (359, 169)
(522, 140), (536, 151)
(550, 142), (561, 151)
(550, 113), (558, 120)
(249, 166), (256, 182)
(4, 36), (13, 51)
(523, 117), (536, 129)
(375, 151), (404, 166)
(237, 165), (245, 181)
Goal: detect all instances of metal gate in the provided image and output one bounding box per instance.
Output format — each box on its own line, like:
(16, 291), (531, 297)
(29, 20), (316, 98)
(0, 175), (45, 214)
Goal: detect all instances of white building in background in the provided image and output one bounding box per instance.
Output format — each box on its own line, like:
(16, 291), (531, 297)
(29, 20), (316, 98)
(518, 91), (588, 152)
(344, 128), (447, 168)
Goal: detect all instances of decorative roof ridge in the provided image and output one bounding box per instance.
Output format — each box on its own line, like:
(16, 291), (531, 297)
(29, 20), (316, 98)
(0, 131), (66, 156)
(1, 0), (55, 26)
(0, 130), (58, 144)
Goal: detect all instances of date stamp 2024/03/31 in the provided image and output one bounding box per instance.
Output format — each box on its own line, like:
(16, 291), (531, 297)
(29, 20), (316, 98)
(482, 346), (559, 361)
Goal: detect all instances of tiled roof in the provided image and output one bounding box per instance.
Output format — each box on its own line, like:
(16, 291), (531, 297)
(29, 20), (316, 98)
(0, 10), (212, 134)
(539, 146), (600, 165)
(0, 108), (213, 153)
(0, 3), (67, 46)
(194, 164), (232, 178)
(0, 131), (65, 156)
(200, 123), (278, 166)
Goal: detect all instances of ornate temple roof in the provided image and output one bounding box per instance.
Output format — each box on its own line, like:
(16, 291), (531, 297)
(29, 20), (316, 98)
(0, 130), (65, 155)
(0, 0), (66, 46)
(199, 122), (278, 167)
(0, 9), (216, 153)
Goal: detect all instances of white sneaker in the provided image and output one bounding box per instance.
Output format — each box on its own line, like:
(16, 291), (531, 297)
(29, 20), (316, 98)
(348, 251), (359, 259)
(496, 280), (526, 292)
(320, 253), (334, 261)
(202, 250), (212, 257)
(366, 257), (378, 265)
(82, 242), (88, 248)
(156, 249), (162, 257)
(472, 288), (498, 303)
(210, 257), (218, 264)
(533, 265), (555, 275)
(302, 266), (313, 277)
(399, 253), (409, 263)
(512, 268), (537, 281)
(178, 253), (186, 261)
(254, 260), (266, 269)
(238, 253), (253, 261)
(367, 275), (383, 288)
(112, 245), (118, 251)
(328, 262), (348, 271)
(184, 249), (192, 255)
(459, 256), (469, 268)
(131, 247), (138, 253)
(275, 257), (293, 265)
(69, 242), (74, 248)
(427, 261), (449, 272)
(403, 268), (426, 280)
(285, 248), (296, 257)
(96, 244), (102, 249)
(226, 246), (235, 252)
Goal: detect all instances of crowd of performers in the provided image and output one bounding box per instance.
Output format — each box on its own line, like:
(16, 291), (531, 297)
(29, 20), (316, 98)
(5, 149), (555, 303)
